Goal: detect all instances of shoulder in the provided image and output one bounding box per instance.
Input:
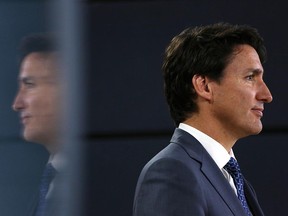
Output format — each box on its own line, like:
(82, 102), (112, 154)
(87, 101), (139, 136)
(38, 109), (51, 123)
(136, 142), (203, 190)
(133, 144), (207, 216)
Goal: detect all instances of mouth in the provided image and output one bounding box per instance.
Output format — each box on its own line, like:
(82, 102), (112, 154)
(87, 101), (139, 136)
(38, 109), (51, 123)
(251, 107), (264, 118)
(20, 115), (31, 125)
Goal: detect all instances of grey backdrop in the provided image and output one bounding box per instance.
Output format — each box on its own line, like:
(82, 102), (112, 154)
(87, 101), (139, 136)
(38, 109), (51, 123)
(0, 1), (287, 216)
(84, 1), (288, 216)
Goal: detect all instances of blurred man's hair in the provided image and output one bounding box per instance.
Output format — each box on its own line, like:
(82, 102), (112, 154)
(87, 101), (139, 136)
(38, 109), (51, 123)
(19, 32), (59, 62)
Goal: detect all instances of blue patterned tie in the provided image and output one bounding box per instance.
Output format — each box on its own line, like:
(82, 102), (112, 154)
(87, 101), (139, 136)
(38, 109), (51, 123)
(224, 157), (252, 216)
(35, 163), (57, 216)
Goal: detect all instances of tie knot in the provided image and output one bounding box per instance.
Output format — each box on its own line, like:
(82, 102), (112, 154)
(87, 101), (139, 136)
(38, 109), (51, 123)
(224, 157), (241, 178)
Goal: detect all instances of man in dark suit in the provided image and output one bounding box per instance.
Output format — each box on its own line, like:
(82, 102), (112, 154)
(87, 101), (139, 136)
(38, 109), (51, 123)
(12, 33), (61, 216)
(133, 22), (272, 215)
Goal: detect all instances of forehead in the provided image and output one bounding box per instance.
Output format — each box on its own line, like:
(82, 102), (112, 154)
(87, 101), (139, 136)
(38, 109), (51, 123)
(224, 44), (263, 74)
(19, 52), (58, 79)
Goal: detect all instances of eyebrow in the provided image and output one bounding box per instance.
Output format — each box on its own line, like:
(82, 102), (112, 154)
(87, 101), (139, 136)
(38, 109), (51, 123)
(248, 68), (264, 75)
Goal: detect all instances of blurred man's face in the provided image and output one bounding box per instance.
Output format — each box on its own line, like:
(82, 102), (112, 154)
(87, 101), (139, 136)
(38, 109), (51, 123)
(12, 52), (60, 153)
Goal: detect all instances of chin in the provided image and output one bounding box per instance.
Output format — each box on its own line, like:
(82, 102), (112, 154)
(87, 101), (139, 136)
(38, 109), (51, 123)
(250, 126), (263, 135)
(241, 124), (262, 137)
(23, 131), (39, 144)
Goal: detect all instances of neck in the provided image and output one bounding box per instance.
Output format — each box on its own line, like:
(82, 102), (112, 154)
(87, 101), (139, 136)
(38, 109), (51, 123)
(182, 117), (236, 152)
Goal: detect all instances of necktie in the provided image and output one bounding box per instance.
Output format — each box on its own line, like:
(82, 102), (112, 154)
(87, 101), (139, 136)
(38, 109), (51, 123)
(224, 157), (251, 216)
(35, 163), (57, 216)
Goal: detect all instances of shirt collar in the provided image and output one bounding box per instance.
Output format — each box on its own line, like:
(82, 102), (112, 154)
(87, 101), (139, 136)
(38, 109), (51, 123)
(179, 123), (235, 169)
(48, 152), (66, 172)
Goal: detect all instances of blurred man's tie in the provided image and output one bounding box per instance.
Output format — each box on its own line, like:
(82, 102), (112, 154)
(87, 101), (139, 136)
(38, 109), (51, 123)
(35, 163), (57, 216)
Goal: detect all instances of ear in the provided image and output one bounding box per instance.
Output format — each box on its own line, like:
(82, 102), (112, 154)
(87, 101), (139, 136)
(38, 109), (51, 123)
(192, 74), (213, 101)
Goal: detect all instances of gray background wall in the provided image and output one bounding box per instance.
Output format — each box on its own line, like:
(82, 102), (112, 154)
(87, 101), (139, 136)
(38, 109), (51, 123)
(0, 1), (287, 216)
(84, 1), (288, 216)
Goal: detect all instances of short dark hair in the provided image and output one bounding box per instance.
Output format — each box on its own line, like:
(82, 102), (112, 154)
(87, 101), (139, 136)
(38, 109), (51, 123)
(19, 32), (58, 63)
(162, 22), (267, 126)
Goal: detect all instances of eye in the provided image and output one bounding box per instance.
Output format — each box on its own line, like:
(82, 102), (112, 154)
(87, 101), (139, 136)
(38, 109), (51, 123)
(246, 74), (255, 81)
(23, 79), (36, 88)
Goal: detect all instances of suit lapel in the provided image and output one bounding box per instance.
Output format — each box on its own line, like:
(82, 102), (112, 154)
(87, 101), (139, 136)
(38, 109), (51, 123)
(244, 179), (265, 216)
(27, 189), (38, 216)
(171, 128), (247, 216)
(201, 153), (247, 216)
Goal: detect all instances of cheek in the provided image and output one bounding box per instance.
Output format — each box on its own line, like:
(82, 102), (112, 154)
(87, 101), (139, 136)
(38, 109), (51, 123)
(30, 95), (59, 117)
(33, 98), (51, 111)
(222, 85), (253, 101)
(214, 89), (249, 112)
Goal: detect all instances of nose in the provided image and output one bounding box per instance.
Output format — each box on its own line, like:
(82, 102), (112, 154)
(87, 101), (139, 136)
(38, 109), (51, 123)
(12, 92), (25, 112)
(257, 81), (273, 103)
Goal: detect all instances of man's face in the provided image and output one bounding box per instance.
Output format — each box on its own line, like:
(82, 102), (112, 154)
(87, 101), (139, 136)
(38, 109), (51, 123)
(209, 44), (272, 139)
(12, 52), (60, 152)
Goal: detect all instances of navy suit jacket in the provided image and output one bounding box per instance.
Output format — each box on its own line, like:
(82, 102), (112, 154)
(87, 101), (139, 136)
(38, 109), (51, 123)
(133, 128), (265, 216)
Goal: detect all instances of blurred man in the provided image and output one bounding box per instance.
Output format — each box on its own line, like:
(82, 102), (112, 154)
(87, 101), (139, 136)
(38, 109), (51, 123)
(133, 22), (272, 216)
(12, 33), (61, 216)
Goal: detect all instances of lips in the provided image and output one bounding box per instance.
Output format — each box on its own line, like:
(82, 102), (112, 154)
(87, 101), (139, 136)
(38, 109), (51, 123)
(251, 107), (264, 117)
(20, 114), (31, 125)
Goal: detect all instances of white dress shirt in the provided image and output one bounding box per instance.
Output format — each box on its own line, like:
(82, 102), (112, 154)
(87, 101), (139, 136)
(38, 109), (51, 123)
(45, 152), (65, 198)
